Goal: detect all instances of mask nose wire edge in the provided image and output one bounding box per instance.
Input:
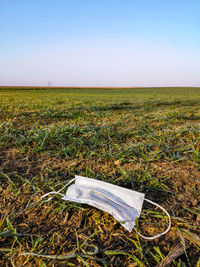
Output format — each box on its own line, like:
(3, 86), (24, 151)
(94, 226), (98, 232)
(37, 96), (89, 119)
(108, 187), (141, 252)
(41, 178), (76, 202)
(134, 198), (171, 240)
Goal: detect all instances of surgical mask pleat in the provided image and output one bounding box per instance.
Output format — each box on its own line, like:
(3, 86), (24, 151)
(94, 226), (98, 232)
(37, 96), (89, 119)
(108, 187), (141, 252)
(63, 183), (141, 231)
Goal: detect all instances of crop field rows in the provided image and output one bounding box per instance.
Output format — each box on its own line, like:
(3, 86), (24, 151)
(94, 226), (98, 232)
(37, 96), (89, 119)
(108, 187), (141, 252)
(0, 87), (200, 266)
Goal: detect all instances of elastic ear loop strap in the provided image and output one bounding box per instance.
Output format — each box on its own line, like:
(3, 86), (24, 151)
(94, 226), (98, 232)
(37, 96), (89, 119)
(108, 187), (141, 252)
(134, 198), (171, 240)
(41, 178), (76, 202)
(92, 190), (171, 240)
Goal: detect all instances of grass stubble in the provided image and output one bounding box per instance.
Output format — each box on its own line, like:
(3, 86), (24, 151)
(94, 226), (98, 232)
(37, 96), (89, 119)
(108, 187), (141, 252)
(0, 87), (200, 266)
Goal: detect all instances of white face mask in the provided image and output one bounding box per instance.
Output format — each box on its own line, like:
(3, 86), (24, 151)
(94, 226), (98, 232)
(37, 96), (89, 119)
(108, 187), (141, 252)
(41, 175), (171, 240)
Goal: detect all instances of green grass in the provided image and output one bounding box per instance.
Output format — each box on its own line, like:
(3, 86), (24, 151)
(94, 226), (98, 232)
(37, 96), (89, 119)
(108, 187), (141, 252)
(0, 87), (200, 266)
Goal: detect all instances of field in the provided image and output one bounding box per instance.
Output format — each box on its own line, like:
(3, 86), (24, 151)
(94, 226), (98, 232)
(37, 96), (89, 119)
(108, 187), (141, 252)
(0, 87), (200, 266)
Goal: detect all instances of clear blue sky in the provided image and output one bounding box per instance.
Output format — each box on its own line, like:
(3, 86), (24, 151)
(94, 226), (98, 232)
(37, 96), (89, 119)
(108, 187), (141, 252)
(0, 0), (200, 86)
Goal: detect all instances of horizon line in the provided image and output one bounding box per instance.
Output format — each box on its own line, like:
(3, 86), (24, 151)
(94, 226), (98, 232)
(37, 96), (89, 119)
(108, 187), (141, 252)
(0, 85), (200, 89)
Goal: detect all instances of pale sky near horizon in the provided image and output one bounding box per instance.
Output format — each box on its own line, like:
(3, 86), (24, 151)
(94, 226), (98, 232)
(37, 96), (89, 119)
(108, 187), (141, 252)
(0, 0), (200, 87)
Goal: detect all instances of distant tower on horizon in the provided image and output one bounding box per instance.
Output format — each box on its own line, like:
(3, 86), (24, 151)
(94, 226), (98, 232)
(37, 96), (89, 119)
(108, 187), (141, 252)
(48, 82), (52, 87)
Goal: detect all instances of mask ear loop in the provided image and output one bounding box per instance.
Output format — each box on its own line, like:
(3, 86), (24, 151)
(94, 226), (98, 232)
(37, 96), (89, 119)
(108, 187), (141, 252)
(134, 198), (171, 240)
(41, 178), (76, 202)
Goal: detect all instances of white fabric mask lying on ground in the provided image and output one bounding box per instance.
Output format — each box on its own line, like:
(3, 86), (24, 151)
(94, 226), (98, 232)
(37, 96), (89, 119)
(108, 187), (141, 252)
(41, 175), (171, 240)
